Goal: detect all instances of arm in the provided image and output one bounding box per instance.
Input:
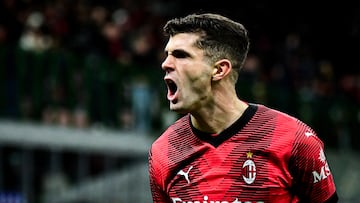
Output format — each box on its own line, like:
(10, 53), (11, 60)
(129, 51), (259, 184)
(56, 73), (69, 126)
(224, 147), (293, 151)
(289, 127), (338, 203)
(148, 148), (171, 203)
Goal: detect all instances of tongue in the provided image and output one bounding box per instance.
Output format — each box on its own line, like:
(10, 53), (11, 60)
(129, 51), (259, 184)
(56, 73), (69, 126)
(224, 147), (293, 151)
(167, 89), (178, 103)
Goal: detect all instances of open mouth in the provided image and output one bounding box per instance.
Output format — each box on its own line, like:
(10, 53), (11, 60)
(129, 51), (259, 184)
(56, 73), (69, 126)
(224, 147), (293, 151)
(165, 79), (177, 96)
(165, 78), (178, 103)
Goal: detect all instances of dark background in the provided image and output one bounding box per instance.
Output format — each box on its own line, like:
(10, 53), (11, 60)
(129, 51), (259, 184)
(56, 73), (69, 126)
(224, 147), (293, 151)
(0, 1), (359, 202)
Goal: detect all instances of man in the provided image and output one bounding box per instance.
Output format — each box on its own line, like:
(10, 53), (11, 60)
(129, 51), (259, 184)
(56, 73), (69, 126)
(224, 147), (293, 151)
(148, 13), (338, 203)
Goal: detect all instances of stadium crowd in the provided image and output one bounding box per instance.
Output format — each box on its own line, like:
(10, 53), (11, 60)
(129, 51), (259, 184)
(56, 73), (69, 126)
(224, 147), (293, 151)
(0, 0), (359, 150)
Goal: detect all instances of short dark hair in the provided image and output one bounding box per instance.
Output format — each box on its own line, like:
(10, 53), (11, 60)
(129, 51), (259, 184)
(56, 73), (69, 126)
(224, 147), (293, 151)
(163, 13), (250, 74)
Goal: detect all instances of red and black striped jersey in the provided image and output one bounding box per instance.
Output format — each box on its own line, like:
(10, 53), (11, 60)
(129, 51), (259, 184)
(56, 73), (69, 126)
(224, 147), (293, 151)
(148, 103), (337, 203)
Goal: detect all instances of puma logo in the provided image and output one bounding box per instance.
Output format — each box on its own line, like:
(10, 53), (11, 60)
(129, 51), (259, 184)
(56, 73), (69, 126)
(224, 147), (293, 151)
(177, 166), (193, 184)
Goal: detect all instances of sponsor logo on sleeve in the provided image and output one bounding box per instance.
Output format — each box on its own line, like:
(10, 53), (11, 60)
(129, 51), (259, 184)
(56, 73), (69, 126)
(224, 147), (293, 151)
(312, 148), (332, 183)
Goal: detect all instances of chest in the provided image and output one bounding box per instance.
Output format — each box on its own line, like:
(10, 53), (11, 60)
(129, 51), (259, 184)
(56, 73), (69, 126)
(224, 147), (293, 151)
(166, 144), (293, 202)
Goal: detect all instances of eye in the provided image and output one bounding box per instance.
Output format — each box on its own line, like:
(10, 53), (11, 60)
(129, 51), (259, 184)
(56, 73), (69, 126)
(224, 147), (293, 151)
(171, 50), (190, 59)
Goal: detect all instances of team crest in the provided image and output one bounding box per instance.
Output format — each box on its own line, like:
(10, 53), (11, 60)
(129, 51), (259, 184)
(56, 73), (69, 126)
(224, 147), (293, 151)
(242, 151), (256, 184)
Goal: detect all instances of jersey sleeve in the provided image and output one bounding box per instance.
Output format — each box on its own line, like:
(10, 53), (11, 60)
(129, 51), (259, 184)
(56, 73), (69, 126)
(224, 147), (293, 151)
(289, 126), (338, 202)
(148, 147), (170, 203)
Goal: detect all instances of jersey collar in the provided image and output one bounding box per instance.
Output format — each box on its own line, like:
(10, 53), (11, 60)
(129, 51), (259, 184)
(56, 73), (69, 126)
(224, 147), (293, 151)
(190, 103), (258, 147)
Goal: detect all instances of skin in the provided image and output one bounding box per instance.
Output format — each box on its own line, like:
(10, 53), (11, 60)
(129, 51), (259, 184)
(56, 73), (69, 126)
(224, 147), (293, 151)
(162, 33), (249, 135)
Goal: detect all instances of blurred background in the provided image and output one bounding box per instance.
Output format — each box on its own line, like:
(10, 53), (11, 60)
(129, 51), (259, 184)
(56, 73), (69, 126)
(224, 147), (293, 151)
(0, 0), (359, 202)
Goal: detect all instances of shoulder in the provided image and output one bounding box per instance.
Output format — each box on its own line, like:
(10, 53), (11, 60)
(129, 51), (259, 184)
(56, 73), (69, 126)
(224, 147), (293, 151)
(150, 114), (191, 158)
(253, 104), (322, 147)
(148, 114), (194, 187)
(254, 104), (297, 123)
(257, 105), (327, 164)
(254, 104), (306, 135)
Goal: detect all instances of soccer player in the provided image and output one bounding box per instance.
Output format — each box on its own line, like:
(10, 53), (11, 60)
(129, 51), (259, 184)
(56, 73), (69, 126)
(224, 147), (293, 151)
(148, 13), (338, 203)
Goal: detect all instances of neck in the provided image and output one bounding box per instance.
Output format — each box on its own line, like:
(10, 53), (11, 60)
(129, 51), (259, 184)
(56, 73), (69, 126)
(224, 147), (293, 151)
(190, 97), (248, 134)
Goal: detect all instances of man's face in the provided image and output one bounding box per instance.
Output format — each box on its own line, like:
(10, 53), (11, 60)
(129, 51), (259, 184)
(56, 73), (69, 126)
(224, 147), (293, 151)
(161, 33), (214, 114)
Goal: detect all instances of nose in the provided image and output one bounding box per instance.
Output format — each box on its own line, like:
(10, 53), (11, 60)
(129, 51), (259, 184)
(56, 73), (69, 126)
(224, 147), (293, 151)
(161, 55), (174, 71)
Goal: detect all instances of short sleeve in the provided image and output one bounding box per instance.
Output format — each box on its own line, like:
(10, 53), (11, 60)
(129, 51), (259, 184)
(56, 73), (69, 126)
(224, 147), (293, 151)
(289, 126), (337, 202)
(148, 147), (170, 203)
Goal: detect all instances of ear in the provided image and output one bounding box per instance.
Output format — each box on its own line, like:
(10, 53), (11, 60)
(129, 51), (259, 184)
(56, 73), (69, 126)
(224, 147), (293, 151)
(212, 59), (232, 81)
